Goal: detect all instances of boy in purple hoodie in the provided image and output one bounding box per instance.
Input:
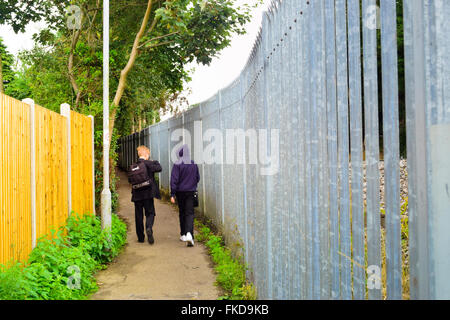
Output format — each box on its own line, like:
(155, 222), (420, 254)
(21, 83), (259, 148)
(170, 144), (200, 247)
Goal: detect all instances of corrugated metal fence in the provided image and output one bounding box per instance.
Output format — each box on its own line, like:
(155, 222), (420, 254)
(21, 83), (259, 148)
(118, 0), (450, 299)
(0, 93), (95, 265)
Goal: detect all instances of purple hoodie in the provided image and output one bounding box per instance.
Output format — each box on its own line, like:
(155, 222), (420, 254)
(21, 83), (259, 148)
(170, 144), (200, 196)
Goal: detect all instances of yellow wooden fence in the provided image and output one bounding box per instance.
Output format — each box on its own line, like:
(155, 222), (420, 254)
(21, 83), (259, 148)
(0, 94), (32, 264)
(0, 93), (95, 266)
(70, 110), (95, 216)
(35, 105), (69, 241)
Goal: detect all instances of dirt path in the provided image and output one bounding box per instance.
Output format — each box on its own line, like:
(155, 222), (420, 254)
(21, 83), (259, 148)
(91, 171), (220, 300)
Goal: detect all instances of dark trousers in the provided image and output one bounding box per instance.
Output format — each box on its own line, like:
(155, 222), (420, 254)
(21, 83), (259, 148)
(176, 191), (195, 238)
(134, 198), (155, 241)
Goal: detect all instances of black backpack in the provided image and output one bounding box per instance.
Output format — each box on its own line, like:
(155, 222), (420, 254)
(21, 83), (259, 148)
(128, 162), (151, 190)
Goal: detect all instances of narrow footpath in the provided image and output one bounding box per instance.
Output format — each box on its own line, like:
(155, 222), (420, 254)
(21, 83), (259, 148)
(91, 171), (220, 300)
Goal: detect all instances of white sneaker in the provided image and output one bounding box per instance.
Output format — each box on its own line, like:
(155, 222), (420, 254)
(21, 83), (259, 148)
(185, 232), (194, 247)
(180, 235), (186, 242)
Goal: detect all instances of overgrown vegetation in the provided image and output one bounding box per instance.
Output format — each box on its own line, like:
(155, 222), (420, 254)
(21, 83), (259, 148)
(379, 196), (409, 300)
(194, 219), (256, 300)
(0, 0), (256, 214)
(0, 213), (127, 300)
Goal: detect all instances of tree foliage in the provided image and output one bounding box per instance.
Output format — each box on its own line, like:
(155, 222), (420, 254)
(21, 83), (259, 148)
(0, 37), (15, 92)
(10, 0), (254, 129)
(1, 0), (255, 212)
(0, 0), (52, 33)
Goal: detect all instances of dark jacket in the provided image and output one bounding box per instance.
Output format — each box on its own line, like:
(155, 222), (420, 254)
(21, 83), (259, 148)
(130, 158), (162, 202)
(170, 145), (200, 197)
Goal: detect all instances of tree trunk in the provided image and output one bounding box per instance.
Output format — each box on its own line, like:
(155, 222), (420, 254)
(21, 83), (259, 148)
(109, 0), (154, 142)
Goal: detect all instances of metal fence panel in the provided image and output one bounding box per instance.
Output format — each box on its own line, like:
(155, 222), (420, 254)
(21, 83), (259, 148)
(297, 1), (308, 300)
(158, 121), (170, 190)
(324, 0), (340, 301)
(335, 0), (352, 300)
(168, 114), (184, 185)
(380, 0), (402, 300)
(221, 78), (246, 260)
(362, 0), (382, 301)
(348, 0), (365, 300)
(404, 0), (450, 300)
(183, 107), (203, 213)
(201, 95), (222, 226)
(118, 0), (450, 300)
(150, 124), (161, 186)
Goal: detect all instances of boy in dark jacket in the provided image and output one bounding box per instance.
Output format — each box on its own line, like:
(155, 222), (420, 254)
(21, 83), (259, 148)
(170, 144), (200, 247)
(130, 146), (162, 244)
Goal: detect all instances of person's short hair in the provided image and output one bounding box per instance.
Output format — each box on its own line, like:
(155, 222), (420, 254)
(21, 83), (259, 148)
(137, 145), (150, 157)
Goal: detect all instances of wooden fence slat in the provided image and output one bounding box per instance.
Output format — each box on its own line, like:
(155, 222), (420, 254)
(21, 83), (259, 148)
(70, 110), (94, 216)
(0, 93), (94, 265)
(0, 93), (32, 265)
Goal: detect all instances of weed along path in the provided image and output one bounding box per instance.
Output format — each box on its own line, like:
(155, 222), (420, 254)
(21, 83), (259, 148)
(91, 171), (220, 300)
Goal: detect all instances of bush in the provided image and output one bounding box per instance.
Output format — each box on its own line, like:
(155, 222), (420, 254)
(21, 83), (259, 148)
(0, 213), (127, 300)
(194, 220), (256, 300)
(66, 213), (127, 265)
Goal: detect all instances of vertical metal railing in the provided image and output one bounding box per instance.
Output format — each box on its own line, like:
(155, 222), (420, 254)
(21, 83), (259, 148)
(118, 0), (450, 300)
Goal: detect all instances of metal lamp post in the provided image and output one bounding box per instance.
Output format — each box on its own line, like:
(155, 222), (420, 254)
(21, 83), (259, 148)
(101, 0), (112, 230)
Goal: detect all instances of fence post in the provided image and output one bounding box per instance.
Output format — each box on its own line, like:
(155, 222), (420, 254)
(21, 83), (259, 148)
(60, 103), (71, 217)
(199, 105), (205, 214)
(218, 89), (225, 226)
(22, 98), (36, 249)
(88, 115), (95, 214)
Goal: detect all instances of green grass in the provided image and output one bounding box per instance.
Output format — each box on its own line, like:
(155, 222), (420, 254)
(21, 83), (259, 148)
(194, 219), (256, 300)
(0, 213), (127, 300)
(380, 197), (409, 300)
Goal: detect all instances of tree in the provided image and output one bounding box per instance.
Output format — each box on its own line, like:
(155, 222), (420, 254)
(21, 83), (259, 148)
(3, 69), (31, 100)
(0, 37), (15, 93)
(16, 0), (254, 146)
(0, 0), (58, 94)
(0, 1), (52, 33)
(108, 0), (253, 146)
(11, 0), (255, 211)
(7, 0), (254, 123)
